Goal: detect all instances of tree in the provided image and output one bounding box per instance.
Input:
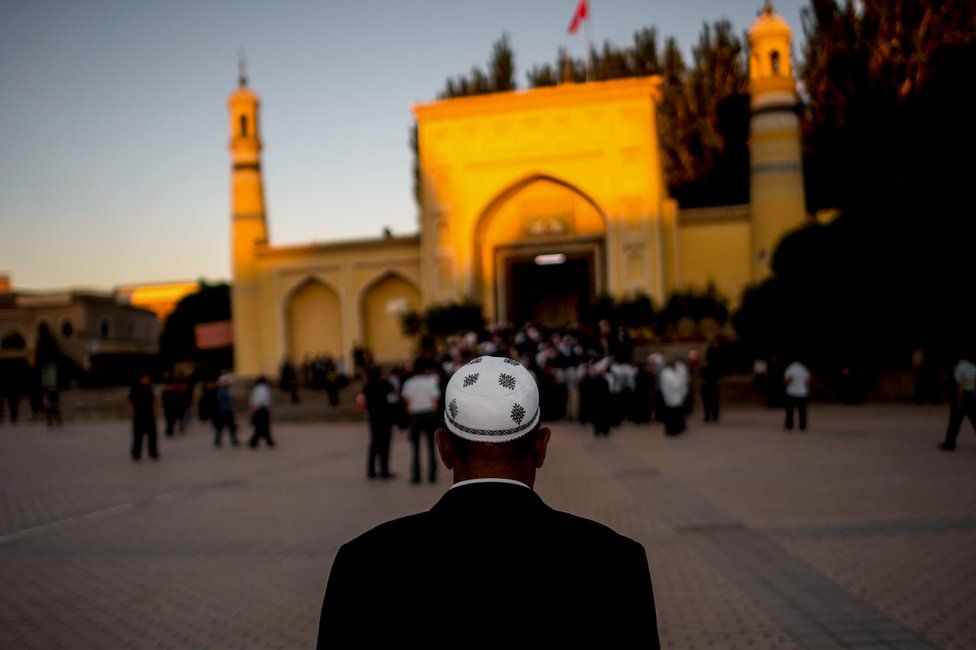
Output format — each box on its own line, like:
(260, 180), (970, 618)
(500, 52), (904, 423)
(400, 300), (485, 339)
(159, 282), (232, 370)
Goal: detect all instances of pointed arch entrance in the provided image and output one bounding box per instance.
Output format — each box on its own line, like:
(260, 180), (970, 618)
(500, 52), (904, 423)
(473, 175), (607, 326)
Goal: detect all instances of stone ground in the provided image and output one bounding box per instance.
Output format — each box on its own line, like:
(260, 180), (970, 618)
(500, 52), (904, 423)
(0, 404), (974, 649)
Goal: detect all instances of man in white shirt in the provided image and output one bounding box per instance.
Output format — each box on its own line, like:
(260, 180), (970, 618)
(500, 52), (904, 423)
(248, 376), (275, 448)
(317, 356), (660, 646)
(400, 359), (442, 483)
(940, 356), (976, 451)
(783, 360), (811, 431)
(659, 359), (688, 436)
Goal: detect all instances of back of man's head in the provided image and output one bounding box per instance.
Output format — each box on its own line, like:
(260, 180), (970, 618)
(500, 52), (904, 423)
(436, 356), (550, 485)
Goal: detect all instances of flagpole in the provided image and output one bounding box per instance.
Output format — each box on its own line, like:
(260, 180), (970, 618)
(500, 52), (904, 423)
(584, 0), (591, 81)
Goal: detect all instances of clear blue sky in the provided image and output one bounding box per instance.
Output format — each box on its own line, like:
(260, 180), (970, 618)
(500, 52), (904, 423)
(0, 0), (806, 291)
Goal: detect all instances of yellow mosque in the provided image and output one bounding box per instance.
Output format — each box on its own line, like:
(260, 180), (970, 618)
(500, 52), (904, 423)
(229, 5), (807, 377)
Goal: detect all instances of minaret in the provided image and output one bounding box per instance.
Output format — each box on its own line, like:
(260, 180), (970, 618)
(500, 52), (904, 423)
(228, 56), (268, 377)
(747, 2), (807, 280)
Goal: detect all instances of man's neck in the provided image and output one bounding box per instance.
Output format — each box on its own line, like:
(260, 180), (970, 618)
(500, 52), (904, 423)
(450, 477), (531, 490)
(452, 466), (536, 489)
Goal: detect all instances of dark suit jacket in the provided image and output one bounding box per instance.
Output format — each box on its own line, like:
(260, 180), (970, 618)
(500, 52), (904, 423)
(318, 482), (660, 647)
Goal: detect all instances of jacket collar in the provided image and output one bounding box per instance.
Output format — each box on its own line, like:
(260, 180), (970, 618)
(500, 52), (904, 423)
(430, 481), (548, 517)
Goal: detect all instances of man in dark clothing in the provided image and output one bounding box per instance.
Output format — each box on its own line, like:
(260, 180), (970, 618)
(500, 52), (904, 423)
(701, 348), (720, 423)
(583, 362), (612, 437)
(317, 356), (660, 647)
(362, 366), (395, 479)
(162, 373), (182, 437)
(128, 373), (158, 461)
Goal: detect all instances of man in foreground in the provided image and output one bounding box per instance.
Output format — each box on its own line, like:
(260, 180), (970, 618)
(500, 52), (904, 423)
(317, 356), (660, 646)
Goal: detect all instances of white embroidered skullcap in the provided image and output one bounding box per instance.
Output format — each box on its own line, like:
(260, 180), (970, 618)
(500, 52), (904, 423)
(443, 356), (540, 443)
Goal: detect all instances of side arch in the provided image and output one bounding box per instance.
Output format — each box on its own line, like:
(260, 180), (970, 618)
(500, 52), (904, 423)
(284, 276), (343, 363)
(357, 269), (422, 364)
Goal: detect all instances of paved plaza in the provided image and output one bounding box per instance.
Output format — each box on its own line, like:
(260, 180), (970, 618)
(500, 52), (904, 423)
(1, 404), (974, 648)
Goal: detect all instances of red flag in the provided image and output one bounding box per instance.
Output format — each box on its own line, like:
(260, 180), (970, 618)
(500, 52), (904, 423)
(567, 0), (589, 34)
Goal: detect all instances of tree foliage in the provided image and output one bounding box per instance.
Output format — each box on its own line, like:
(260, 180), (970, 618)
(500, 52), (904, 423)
(159, 282), (232, 370)
(800, 0), (976, 211)
(400, 300), (486, 339)
(736, 1), (976, 373)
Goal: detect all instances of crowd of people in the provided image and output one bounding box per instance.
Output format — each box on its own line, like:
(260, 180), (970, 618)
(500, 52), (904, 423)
(4, 324), (973, 464)
(125, 369), (277, 461)
(355, 322), (798, 483)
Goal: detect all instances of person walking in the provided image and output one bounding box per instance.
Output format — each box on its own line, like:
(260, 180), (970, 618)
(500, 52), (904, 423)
(400, 359), (441, 484)
(214, 372), (239, 447)
(939, 355), (976, 451)
(317, 356), (660, 647)
(40, 363), (59, 428)
(362, 366), (396, 479)
(659, 359), (688, 436)
(162, 373), (182, 437)
(128, 372), (158, 461)
(783, 359), (811, 431)
(248, 376), (275, 448)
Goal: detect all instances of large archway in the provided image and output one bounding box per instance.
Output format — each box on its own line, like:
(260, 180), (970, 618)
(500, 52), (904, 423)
(360, 272), (421, 364)
(473, 175), (607, 325)
(286, 278), (342, 363)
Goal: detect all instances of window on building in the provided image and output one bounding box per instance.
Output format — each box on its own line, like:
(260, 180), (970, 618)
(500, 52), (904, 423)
(770, 50), (781, 75)
(60, 319), (73, 338)
(240, 114), (248, 138)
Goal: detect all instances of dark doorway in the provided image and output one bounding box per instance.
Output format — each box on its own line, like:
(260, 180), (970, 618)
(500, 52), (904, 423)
(508, 253), (595, 327)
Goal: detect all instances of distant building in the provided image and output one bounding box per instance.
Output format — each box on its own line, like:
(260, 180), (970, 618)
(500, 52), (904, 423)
(229, 4), (807, 377)
(0, 282), (158, 384)
(115, 280), (201, 323)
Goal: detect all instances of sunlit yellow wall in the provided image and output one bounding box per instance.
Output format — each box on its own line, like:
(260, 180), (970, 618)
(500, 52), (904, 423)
(676, 207), (753, 304)
(361, 273), (422, 364)
(413, 77), (668, 321)
(287, 279), (342, 362)
(243, 236), (420, 376)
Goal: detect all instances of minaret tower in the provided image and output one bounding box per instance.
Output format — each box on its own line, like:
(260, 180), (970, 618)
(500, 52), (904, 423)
(747, 2), (807, 280)
(228, 55), (267, 376)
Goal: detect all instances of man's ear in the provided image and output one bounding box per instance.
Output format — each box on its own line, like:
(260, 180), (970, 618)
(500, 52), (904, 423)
(435, 428), (456, 470)
(534, 427), (551, 469)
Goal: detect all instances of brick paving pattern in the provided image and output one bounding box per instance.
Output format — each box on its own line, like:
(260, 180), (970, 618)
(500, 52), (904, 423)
(1, 403), (974, 648)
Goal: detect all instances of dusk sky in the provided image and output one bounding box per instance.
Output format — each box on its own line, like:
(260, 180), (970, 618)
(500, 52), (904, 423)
(0, 0), (805, 291)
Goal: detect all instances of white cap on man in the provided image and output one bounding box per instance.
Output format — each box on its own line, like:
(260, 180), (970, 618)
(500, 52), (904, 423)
(443, 356), (540, 443)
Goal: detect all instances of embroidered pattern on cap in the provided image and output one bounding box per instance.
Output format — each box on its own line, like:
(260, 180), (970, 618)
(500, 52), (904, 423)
(511, 403), (526, 424)
(498, 373), (516, 390)
(462, 373), (479, 387)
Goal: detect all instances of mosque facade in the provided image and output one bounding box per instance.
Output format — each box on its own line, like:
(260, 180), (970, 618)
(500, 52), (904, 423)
(230, 5), (806, 377)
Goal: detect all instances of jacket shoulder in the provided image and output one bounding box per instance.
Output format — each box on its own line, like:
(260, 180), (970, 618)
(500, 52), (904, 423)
(546, 509), (645, 552)
(340, 511), (435, 553)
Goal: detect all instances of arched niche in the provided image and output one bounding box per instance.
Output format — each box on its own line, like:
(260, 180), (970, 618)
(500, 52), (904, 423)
(285, 277), (343, 363)
(359, 271), (421, 364)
